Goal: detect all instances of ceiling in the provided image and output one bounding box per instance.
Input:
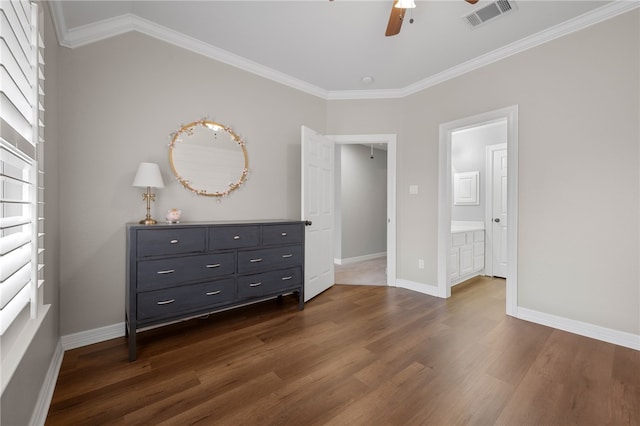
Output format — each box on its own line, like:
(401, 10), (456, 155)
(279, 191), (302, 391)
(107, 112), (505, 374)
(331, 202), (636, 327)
(49, 1), (633, 99)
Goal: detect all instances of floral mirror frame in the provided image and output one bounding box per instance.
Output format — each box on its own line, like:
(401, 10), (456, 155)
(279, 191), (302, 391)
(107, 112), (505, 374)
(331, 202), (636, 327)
(169, 119), (249, 197)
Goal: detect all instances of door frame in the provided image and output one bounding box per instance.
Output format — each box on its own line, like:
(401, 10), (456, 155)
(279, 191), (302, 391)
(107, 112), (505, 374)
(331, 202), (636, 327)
(437, 105), (518, 316)
(329, 134), (397, 287)
(484, 142), (507, 278)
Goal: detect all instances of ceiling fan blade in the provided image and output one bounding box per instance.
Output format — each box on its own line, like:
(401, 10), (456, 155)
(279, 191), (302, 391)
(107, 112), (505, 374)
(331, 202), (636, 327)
(385, 1), (406, 37)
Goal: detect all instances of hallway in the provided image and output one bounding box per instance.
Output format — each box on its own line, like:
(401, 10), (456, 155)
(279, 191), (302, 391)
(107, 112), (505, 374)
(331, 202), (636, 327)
(334, 257), (387, 286)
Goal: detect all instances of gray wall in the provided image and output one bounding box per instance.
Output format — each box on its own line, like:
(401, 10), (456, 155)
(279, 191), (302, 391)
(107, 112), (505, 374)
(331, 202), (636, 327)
(56, 32), (326, 335)
(339, 145), (387, 261)
(1, 3), (61, 425)
(451, 120), (507, 222)
(328, 10), (639, 334)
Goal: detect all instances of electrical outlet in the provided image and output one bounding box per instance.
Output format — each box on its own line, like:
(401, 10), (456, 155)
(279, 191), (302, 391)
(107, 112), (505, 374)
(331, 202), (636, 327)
(418, 259), (424, 269)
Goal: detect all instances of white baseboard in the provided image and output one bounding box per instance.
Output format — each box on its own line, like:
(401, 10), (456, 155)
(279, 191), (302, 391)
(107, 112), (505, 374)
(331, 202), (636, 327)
(395, 279), (440, 297)
(337, 282), (387, 287)
(517, 307), (640, 351)
(451, 271), (484, 286)
(334, 252), (386, 266)
(61, 322), (125, 351)
(57, 298), (639, 371)
(394, 281), (639, 351)
(29, 340), (64, 426)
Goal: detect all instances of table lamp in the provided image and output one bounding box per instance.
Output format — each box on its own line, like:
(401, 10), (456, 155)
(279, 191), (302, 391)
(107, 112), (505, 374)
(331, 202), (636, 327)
(132, 162), (165, 225)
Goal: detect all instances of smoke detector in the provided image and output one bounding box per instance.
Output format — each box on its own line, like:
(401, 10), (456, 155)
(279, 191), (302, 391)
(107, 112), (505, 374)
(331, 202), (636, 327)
(464, 0), (516, 28)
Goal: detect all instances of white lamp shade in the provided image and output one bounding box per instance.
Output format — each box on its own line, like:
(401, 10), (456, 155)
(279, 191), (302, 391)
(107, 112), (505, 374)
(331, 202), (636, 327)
(132, 162), (165, 188)
(395, 0), (416, 8)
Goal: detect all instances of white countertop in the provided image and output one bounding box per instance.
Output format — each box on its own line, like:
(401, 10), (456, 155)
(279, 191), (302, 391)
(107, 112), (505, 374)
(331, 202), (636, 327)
(451, 221), (485, 233)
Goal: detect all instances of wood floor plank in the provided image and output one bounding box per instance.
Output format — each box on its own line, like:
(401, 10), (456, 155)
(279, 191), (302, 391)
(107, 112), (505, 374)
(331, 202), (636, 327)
(323, 361), (430, 425)
(46, 277), (640, 425)
(495, 330), (618, 425)
(47, 369), (201, 425)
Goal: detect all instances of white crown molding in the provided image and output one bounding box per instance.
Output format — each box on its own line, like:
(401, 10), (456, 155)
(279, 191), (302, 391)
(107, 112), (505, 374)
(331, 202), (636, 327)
(396, 0), (640, 98)
(47, 1), (68, 48)
(49, 3), (328, 99)
(50, 1), (640, 101)
(128, 15), (329, 99)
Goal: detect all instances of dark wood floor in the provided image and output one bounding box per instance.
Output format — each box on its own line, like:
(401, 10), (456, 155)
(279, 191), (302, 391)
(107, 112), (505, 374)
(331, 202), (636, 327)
(46, 277), (639, 425)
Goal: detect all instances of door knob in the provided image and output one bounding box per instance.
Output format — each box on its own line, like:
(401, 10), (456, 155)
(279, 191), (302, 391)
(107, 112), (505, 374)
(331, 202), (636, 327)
(494, 218), (501, 223)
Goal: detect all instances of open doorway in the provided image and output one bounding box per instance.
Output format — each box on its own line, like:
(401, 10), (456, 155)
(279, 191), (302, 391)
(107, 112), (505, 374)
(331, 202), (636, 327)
(334, 143), (388, 285)
(330, 134), (397, 288)
(451, 120), (507, 286)
(438, 106), (518, 316)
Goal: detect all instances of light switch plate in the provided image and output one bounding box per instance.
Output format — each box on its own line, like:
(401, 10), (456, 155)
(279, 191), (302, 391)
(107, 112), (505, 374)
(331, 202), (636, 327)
(409, 185), (419, 195)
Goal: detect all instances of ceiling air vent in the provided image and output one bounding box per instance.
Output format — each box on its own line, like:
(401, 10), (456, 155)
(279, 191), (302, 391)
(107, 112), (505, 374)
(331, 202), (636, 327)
(464, 0), (516, 28)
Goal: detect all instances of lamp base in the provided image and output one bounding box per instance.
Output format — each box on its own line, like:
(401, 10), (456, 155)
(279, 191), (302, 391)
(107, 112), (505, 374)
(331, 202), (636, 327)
(139, 218), (158, 225)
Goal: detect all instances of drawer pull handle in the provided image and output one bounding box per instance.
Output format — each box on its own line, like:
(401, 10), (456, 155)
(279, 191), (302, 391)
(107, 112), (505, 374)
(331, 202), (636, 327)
(282, 276), (293, 281)
(170, 239), (179, 244)
(282, 254), (293, 258)
(206, 263), (221, 268)
(206, 290), (221, 296)
(249, 282), (262, 287)
(281, 232), (287, 236)
(233, 235), (241, 240)
(157, 299), (175, 305)
(250, 258), (263, 263)
(157, 269), (175, 275)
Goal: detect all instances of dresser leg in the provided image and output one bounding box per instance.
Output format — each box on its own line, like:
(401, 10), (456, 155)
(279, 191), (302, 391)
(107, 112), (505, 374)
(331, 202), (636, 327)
(127, 322), (137, 361)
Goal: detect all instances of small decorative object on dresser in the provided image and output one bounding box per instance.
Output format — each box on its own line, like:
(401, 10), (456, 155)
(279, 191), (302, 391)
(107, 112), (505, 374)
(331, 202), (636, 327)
(165, 208), (182, 223)
(125, 220), (305, 361)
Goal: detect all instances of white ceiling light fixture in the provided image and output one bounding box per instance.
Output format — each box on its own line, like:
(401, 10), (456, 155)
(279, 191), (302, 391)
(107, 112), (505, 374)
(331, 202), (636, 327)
(395, 0), (416, 9)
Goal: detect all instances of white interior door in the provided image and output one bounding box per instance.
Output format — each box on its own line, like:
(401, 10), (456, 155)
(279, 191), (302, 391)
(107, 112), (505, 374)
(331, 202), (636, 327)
(301, 126), (335, 301)
(492, 148), (508, 278)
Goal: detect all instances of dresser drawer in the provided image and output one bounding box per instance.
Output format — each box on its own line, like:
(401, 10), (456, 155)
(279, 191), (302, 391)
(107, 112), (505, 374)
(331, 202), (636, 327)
(137, 228), (206, 257)
(237, 267), (302, 299)
(137, 278), (236, 320)
(137, 252), (235, 290)
(237, 245), (303, 274)
(262, 223), (303, 246)
(209, 225), (260, 250)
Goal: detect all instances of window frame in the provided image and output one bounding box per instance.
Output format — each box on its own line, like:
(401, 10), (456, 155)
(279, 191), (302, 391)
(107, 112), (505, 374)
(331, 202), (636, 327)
(0, 0), (47, 395)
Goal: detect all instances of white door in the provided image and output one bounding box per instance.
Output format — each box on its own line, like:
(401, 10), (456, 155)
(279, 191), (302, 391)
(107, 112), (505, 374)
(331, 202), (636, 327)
(301, 126), (335, 301)
(492, 148), (508, 278)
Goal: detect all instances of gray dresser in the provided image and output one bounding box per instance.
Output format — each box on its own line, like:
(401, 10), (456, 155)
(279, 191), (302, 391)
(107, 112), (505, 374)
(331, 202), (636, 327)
(126, 220), (305, 361)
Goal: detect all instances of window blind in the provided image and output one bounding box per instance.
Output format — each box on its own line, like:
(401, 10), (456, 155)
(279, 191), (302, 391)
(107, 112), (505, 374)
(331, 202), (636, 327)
(0, 0), (44, 336)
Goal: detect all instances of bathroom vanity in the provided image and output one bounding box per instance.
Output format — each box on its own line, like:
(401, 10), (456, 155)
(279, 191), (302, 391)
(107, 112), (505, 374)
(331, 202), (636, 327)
(450, 221), (485, 285)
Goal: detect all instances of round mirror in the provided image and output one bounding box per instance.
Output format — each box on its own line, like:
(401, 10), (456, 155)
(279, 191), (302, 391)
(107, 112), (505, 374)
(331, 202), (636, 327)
(169, 119), (249, 197)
